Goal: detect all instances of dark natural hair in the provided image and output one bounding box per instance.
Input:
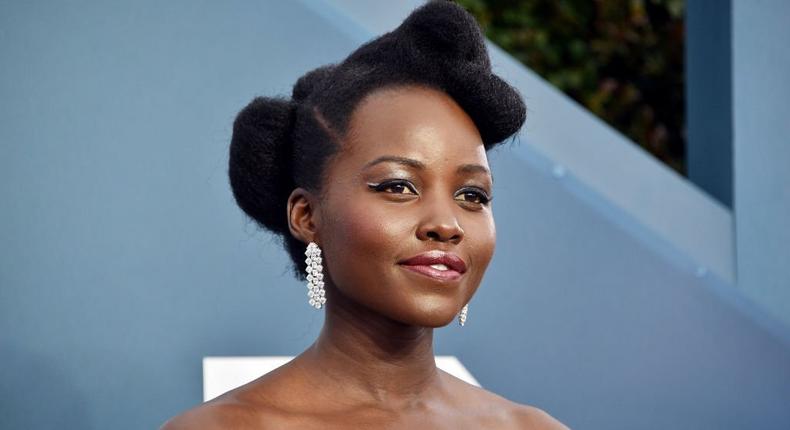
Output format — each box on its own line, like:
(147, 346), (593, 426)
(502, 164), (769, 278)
(228, 0), (526, 279)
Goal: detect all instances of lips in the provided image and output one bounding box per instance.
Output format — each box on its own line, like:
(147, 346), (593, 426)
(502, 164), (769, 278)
(398, 250), (467, 281)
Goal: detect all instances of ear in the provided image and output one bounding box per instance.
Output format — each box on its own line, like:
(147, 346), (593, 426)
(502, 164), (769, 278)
(287, 187), (319, 244)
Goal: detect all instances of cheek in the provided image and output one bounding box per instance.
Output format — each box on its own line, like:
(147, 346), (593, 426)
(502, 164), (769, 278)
(321, 197), (408, 290)
(468, 214), (496, 280)
(485, 216), (496, 260)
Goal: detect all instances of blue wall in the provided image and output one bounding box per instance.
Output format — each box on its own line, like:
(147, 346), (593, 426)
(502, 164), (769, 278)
(732, 0), (790, 329)
(1, 1), (789, 429)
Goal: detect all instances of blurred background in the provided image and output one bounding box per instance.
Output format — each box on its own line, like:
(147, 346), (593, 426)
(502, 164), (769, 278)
(1, 0), (788, 429)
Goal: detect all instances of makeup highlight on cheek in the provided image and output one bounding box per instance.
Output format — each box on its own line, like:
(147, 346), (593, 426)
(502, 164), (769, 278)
(463, 211), (496, 279)
(331, 193), (403, 259)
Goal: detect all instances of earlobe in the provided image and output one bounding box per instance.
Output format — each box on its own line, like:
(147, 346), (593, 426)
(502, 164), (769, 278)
(287, 187), (319, 244)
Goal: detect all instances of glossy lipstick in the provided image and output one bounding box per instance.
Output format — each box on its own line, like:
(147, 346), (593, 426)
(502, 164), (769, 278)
(398, 250), (467, 282)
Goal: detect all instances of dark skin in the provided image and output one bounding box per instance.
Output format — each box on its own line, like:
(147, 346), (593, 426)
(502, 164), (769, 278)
(161, 85), (569, 429)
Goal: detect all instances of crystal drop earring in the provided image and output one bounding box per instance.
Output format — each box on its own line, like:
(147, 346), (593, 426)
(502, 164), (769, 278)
(458, 303), (468, 326)
(304, 242), (325, 309)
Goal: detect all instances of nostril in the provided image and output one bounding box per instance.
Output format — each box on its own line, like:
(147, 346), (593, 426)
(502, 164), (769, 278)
(427, 231), (440, 240)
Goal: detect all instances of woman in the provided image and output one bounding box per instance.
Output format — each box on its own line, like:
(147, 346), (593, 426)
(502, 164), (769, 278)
(162, 1), (568, 428)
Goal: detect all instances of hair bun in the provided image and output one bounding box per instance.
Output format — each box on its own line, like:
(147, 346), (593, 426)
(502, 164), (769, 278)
(228, 96), (296, 235)
(293, 65), (336, 103)
(399, 0), (489, 68)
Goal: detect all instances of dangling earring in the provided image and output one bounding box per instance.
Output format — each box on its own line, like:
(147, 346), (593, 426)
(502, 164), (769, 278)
(458, 304), (468, 326)
(304, 242), (325, 309)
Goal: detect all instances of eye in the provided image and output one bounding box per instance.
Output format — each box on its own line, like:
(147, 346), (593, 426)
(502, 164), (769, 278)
(367, 180), (418, 195)
(454, 187), (491, 206)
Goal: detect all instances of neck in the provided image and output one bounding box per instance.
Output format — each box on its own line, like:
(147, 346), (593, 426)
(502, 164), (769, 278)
(305, 286), (441, 405)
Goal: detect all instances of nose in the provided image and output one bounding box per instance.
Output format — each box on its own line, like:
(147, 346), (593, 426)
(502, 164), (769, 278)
(416, 197), (465, 244)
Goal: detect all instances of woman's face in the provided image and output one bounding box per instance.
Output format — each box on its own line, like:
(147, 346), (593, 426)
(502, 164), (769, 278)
(317, 85), (496, 327)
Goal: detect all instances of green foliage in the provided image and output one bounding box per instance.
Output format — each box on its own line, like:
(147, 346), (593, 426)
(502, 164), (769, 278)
(457, 0), (686, 174)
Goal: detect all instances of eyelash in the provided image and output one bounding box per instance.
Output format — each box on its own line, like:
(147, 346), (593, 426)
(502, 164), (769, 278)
(367, 180), (492, 206)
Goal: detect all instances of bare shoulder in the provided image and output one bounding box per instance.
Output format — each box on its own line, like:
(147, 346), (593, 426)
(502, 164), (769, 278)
(160, 356), (323, 429)
(159, 401), (242, 430)
(480, 392), (569, 429)
(440, 370), (570, 429)
(158, 397), (285, 430)
(509, 403), (570, 430)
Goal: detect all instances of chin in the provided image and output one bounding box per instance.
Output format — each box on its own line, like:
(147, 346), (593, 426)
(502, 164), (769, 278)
(420, 316), (459, 328)
(399, 301), (464, 328)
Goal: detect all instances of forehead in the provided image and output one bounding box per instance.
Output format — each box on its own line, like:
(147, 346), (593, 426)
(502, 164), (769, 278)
(339, 85), (487, 166)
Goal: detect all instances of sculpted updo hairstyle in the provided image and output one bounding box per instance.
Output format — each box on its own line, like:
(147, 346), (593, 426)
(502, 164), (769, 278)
(228, 0), (526, 280)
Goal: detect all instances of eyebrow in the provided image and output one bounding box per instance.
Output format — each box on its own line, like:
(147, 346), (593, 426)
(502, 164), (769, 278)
(363, 155), (426, 170)
(456, 163), (491, 176)
(363, 155), (493, 181)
